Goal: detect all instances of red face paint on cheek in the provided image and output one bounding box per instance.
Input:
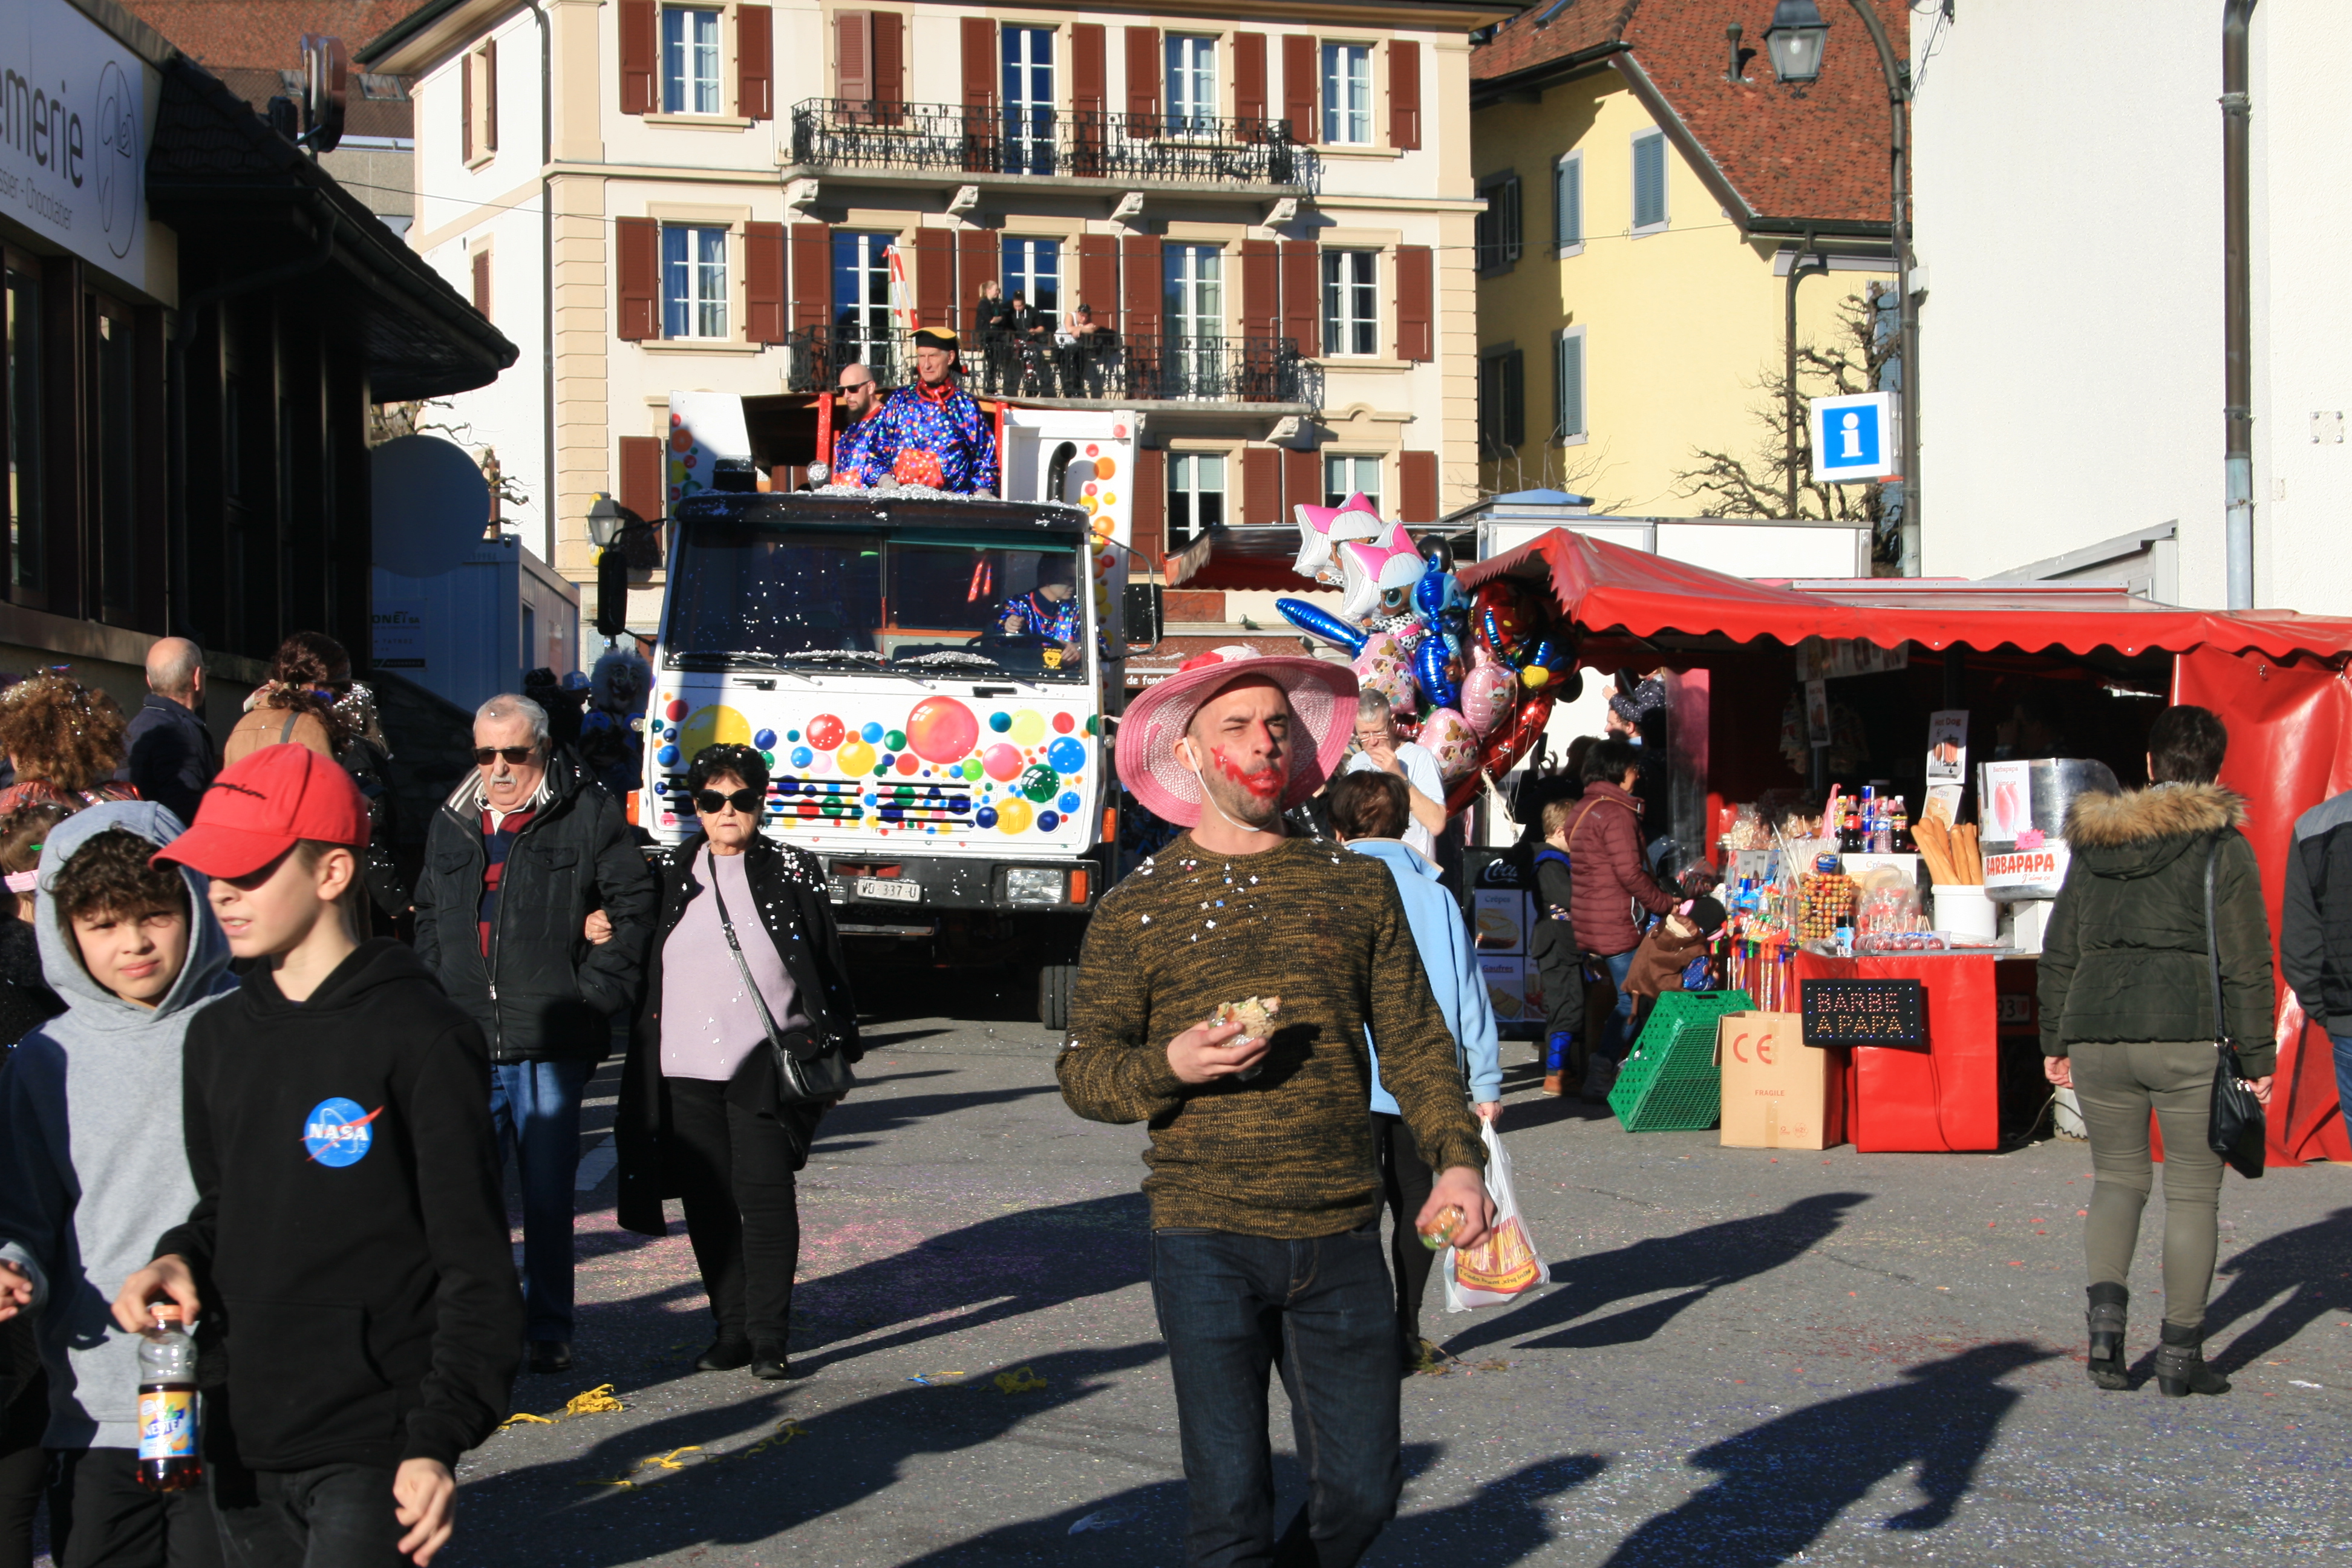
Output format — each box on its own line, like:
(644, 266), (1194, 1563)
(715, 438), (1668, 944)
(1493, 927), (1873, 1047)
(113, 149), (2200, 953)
(1210, 746), (1284, 800)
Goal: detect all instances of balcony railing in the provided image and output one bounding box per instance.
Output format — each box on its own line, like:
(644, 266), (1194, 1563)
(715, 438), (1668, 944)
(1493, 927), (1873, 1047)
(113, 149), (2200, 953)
(789, 99), (1320, 193)
(786, 325), (1317, 408)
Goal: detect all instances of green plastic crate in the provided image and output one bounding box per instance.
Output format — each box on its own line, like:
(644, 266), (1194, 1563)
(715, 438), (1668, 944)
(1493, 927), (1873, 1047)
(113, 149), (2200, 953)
(1607, 989), (1755, 1132)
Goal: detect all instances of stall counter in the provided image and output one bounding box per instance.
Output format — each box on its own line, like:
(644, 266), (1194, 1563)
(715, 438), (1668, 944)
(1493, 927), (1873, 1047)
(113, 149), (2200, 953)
(1794, 950), (2002, 1152)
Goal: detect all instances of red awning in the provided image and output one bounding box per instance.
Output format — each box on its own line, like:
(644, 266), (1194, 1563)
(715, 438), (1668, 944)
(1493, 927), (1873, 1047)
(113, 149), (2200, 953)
(1161, 527), (1312, 592)
(1457, 528), (2352, 662)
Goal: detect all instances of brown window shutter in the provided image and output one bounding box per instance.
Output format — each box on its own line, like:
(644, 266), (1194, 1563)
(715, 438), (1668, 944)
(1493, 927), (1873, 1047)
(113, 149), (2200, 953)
(789, 221), (832, 332)
(1394, 244), (1432, 362)
(1278, 240), (1316, 350)
(1132, 447), (1167, 563)
(1241, 448), (1280, 526)
(461, 51), (474, 158)
(1072, 23), (1105, 117)
(1125, 27), (1160, 132)
(1399, 451), (1437, 523)
(911, 229), (953, 328)
(745, 223), (786, 343)
(837, 11), (872, 105)
(1281, 34), (1316, 143)
(1282, 447), (1317, 515)
(615, 217), (659, 340)
(618, 0), (656, 115)
(1387, 39), (1420, 151)
(1120, 235), (1162, 341)
(871, 11), (903, 123)
(737, 5), (772, 119)
(1239, 239), (1278, 341)
(1234, 33), (1267, 129)
(961, 16), (995, 113)
(483, 41), (498, 150)
(1079, 235), (1119, 331)
(471, 250), (491, 318)
(957, 227), (999, 330)
(618, 436), (664, 523)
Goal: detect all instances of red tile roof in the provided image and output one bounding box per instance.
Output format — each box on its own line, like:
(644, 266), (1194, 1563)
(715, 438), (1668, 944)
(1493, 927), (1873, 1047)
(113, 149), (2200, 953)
(1472, 0), (1906, 226)
(209, 65), (414, 140)
(119, 0), (437, 70)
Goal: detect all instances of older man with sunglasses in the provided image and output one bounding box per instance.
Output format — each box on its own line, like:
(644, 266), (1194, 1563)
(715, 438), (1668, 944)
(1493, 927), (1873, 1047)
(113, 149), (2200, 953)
(411, 691), (656, 1375)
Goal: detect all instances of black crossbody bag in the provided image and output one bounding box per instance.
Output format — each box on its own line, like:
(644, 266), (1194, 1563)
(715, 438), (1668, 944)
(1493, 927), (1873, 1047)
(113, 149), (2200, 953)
(2203, 837), (2265, 1179)
(707, 850), (855, 1106)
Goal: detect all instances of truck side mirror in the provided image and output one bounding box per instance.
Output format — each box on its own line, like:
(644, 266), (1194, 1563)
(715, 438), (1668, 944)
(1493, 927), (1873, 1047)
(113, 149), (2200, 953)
(595, 544), (629, 638)
(1123, 581), (1163, 649)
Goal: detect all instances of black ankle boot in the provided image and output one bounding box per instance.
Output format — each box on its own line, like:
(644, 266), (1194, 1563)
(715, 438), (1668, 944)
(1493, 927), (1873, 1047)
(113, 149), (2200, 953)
(2085, 1284), (2129, 1390)
(2154, 1321), (2229, 1397)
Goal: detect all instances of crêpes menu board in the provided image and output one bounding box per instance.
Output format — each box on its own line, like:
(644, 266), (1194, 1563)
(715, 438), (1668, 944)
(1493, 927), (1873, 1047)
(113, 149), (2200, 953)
(1800, 979), (1925, 1047)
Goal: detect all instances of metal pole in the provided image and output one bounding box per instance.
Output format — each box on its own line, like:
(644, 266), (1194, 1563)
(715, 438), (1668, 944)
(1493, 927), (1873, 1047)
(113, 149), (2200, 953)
(2223, 0), (2258, 609)
(1785, 230), (1827, 518)
(1843, 0), (1916, 574)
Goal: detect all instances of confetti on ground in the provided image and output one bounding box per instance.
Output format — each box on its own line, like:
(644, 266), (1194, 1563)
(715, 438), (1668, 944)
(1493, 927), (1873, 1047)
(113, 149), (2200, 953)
(907, 1371), (967, 1386)
(2291, 1379), (2324, 1388)
(994, 1365), (1049, 1394)
(564, 1385), (627, 1416)
(1069, 1508), (1135, 1534)
(740, 1419), (809, 1457)
(497, 1411), (555, 1429)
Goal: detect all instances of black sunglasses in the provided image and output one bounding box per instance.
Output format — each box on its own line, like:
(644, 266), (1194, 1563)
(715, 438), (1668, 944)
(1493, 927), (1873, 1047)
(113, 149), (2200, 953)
(695, 788), (764, 815)
(473, 746), (538, 766)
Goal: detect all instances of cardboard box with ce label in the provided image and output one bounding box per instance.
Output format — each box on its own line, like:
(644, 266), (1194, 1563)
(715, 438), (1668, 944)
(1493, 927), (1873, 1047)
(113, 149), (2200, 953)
(1716, 1012), (1849, 1150)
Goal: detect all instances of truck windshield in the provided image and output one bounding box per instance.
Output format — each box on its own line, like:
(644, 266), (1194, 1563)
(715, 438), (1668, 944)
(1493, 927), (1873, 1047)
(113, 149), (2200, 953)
(664, 521), (1091, 680)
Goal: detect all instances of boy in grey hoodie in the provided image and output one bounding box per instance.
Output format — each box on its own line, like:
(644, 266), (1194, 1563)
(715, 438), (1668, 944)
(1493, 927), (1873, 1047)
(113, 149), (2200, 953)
(0, 803), (235, 1567)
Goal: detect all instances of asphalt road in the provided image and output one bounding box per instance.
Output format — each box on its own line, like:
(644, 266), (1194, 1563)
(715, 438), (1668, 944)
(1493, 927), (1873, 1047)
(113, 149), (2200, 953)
(457, 971), (2352, 1567)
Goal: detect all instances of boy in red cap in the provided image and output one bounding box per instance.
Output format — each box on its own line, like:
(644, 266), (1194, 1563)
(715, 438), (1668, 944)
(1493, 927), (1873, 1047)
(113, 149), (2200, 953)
(113, 745), (521, 1567)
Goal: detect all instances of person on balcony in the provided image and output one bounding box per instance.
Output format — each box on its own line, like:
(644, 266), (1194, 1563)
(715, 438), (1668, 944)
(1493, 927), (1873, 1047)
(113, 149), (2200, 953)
(828, 363), (886, 485)
(1006, 293), (1050, 396)
(972, 279), (1013, 395)
(1057, 303), (1121, 398)
(861, 325), (999, 495)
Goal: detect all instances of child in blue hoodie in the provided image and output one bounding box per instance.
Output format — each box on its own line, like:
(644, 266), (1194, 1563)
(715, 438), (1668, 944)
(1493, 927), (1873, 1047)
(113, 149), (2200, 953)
(0, 803), (236, 1568)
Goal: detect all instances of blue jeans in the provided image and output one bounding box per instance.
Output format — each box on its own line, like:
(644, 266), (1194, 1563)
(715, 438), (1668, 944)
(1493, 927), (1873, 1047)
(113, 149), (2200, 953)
(2333, 1034), (2352, 1136)
(1150, 1224), (1400, 1568)
(490, 1058), (592, 1341)
(1598, 949), (1638, 1062)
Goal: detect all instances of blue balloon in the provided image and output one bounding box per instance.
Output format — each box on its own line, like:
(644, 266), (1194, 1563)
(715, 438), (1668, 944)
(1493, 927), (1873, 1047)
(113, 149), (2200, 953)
(1275, 597), (1367, 655)
(1414, 636), (1459, 712)
(1412, 571), (1449, 623)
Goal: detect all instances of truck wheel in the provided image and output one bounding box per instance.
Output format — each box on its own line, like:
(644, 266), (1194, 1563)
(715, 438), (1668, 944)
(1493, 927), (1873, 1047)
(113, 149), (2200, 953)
(1038, 962), (1079, 1031)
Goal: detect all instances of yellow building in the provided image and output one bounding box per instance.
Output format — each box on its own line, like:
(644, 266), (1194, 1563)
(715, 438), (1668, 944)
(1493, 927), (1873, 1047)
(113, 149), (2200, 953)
(1468, 0), (1903, 529)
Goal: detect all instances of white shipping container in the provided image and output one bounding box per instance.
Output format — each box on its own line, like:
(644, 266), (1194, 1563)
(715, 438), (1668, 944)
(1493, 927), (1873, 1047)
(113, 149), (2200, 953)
(372, 536), (581, 714)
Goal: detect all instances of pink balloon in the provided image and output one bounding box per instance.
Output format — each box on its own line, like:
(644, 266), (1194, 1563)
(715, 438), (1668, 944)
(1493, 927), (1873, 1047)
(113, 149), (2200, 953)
(1351, 633), (1418, 713)
(1419, 708), (1480, 783)
(1461, 645), (1517, 737)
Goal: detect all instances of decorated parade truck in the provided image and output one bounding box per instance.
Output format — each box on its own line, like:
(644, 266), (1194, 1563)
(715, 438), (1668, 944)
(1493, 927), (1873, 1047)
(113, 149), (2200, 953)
(641, 394), (1145, 1027)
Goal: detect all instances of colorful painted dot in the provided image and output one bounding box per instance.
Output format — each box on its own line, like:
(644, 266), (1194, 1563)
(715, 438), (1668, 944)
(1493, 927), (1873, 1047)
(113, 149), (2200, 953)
(1037, 811), (1060, 832)
(786, 730), (802, 743)
(860, 721), (884, 743)
(1085, 715), (1099, 735)
(988, 711), (1012, 733)
(806, 714), (846, 750)
(759, 750), (776, 768)
(791, 746), (814, 768)
(656, 745), (680, 766)
(1059, 791), (1082, 813)
(976, 806), (999, 828)
(982, 743), (1024, 782)
(1047, 736), (1087, 773)
(995, 799), (1034, 834)
(893, 754), (920, 776)
(961, 757), (984, 780)
(753, 728), (777, 750)
(1052, 711), (1075, 734)
(1008, 710), (1047, 746)
(838, 739), (876, 774)
(665, 699), (688, 721)
(1019, 763), (1060, 803)
(884, 730), (908, 751)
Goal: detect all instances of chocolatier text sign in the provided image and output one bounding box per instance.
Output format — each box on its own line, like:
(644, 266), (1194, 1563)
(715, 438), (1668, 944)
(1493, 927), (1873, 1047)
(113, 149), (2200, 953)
(1801, 978), (1925, 1047)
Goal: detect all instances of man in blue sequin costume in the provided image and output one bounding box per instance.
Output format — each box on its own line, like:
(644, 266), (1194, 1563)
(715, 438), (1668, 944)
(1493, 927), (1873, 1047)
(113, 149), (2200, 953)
(999, 555), (1082, 645)
(829, 362), (887, 485)
(861, 326), (999, 495)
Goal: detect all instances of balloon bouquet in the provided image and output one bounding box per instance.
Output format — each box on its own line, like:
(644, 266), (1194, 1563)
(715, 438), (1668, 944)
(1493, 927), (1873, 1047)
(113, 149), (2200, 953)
(1274, 494), (1581, 813)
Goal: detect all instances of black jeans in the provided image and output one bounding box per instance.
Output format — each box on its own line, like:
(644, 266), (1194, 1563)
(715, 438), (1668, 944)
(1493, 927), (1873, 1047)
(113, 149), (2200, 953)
(1149, 1224), (1400, 1568)
(48, 1448), (221, 1568)
(212, 1462), (404, 1568)
(1371, 1114), (1434, 1353)
(667, 1076), (804, 1347)
(0, 1372), (44, 1568)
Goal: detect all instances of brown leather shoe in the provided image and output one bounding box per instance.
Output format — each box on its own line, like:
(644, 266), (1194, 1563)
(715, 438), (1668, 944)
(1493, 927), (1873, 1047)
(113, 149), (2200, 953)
(1541, 1073), (1565, 1096)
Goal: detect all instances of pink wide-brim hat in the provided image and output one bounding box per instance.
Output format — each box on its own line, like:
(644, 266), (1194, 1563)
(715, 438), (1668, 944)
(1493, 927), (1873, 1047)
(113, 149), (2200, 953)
(1115, 645), (1358, 827)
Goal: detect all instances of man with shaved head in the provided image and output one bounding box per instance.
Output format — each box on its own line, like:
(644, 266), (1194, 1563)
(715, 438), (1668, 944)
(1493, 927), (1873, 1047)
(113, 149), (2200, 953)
(125, 636), (214, 825)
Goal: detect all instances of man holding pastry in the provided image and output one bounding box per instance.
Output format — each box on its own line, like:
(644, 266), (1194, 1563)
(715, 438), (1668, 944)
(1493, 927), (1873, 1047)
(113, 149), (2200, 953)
(1057, 645), (1491, 1567)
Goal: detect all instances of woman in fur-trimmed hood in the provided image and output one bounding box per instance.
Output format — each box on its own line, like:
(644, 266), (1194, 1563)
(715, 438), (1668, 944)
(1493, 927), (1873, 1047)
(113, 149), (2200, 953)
(2039, 705), (2274, 1400)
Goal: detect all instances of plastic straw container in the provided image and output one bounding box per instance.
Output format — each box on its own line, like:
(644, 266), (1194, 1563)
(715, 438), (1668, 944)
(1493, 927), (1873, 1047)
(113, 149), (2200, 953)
(1931, 885), (1999, 939)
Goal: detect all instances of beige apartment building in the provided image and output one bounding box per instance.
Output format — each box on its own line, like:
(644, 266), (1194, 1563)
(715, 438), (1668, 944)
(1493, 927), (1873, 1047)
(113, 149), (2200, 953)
(361, 0), (1510, 621)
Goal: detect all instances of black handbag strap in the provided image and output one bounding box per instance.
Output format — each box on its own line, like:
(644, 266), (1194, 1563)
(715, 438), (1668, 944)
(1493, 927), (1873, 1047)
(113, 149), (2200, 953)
(2203, 835), (2233, 1053)
(705, 847), (791, 1056)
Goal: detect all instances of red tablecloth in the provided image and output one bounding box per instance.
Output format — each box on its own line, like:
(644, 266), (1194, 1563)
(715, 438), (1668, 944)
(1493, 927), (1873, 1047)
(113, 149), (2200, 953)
(1794, 952), (2001, 1152)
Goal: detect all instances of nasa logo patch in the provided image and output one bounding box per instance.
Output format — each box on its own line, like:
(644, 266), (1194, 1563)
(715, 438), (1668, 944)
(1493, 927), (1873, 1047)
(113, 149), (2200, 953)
(301, 1097), (382, 1168)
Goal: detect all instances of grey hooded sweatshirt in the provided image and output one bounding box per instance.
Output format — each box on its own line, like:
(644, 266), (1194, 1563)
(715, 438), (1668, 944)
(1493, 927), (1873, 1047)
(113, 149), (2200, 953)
(0, 801), (234, 1448)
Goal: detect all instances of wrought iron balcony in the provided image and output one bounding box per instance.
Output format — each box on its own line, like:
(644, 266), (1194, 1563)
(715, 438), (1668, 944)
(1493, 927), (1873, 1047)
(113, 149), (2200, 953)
(788, 99), (1320, 194)
(785, 324), (1318, 408)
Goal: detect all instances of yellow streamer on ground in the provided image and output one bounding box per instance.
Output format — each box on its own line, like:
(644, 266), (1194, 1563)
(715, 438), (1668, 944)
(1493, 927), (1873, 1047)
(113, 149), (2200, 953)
(564, 1385), (626, 1416)
(993, 1365), (1048, 1394)
(497, 1411), (555, 1429)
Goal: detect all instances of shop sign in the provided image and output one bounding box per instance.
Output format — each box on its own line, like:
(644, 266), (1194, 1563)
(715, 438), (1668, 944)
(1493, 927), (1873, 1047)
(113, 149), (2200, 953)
(373, 600), (428, 668)
(1984, 844), (2068, 895)
(1, 0), (151, 291)
(1800, 978), (1924, 1047)
(1810, 391), (1899, 483)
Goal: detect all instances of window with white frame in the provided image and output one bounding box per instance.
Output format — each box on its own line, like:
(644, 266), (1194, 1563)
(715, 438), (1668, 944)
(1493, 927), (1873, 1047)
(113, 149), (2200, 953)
(831, 230), (895, 373)
(662, 7), (721, 113)
(1553, 151), (1583, 254)
(1166, 35), (1216, 132)
(1002, 237), (1060, 327)
(1168, 452), (1226, 543)
(1552, 326), (1586, 443)
(1323, 454), (1380, 511)
(1321, 43), (1371, 144)
(1632, 129), (1668, 234)
(662, 224), (728, 338)
(1321, 250), (1376, 357)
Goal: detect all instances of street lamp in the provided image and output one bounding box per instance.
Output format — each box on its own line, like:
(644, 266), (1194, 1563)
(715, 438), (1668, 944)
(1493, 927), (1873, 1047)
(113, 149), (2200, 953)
(1763, 0), (1919, 576)
(586, 493), (625, 551)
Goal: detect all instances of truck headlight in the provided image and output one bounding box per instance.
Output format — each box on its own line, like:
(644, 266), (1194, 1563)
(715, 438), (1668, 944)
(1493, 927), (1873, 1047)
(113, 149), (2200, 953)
(1004, 868), (1065, 906)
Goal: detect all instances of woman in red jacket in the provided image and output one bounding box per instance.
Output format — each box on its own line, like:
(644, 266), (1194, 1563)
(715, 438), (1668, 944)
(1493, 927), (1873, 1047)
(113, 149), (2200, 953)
(1565, 738), (1679, 1088)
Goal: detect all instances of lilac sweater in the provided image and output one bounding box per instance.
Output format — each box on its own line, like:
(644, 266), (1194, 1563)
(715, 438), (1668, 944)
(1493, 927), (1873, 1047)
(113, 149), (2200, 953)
(660, 848), (805, 1080)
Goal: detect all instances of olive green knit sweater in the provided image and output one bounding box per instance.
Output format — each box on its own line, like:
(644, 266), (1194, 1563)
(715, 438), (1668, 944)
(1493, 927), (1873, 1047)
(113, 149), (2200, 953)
(1056, 832), (1485, 1237)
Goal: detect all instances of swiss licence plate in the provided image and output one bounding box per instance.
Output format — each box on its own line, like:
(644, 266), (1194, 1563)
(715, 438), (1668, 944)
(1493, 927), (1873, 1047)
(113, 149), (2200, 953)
(855, 877), (923, 904)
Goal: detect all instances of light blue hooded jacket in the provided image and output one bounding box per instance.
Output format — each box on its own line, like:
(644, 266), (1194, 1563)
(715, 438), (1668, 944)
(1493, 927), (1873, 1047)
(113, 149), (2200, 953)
(0, 802), (235, 1448)
(1347, 838), (1502, 1111)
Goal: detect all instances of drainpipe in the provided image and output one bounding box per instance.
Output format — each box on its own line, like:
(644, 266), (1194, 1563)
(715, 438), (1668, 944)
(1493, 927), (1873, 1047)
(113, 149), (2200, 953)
(2222, 0), (2258, 609)
(1783, 229), (1828, 518)
(529, 0), (555, 570)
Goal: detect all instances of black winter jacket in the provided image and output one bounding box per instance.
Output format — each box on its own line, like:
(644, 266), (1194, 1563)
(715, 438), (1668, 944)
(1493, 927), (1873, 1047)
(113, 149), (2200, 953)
(2282, 788), (2352, 1033)
(614, 832), (861, 1236)
(2039, 783), (2278, 1074)
(411, 760), (656, 1063)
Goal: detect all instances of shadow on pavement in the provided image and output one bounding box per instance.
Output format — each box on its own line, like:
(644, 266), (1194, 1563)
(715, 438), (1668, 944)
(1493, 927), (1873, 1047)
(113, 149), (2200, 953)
(1374, 1452), (1608, 1563)
(811, 1080), (1062, 1152)
(1599, 1342), (2054, 1567)
(2200, 1204), (2352, 1373)
(1443, 1192), (1869, 1356)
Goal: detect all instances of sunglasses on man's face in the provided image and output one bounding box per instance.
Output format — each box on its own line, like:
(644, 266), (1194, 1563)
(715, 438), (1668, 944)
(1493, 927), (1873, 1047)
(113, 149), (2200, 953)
(474, 746), (538, 766)
(695, 788), (765, 816)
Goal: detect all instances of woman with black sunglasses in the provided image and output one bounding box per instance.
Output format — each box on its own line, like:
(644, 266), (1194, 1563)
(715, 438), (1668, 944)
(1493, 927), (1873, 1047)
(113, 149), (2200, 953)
(613, 743), (861, 1379)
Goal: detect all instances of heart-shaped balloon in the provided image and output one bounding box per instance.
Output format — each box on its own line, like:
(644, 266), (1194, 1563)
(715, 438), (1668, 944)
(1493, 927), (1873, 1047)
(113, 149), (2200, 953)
(1417, 707), (1480, 783)
(1461, 645), (1517, 736)
(1351, 633), (1419, 713)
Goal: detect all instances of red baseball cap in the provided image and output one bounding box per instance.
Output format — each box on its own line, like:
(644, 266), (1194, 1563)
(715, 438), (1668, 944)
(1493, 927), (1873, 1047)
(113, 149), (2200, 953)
(155, 743), (371, 879)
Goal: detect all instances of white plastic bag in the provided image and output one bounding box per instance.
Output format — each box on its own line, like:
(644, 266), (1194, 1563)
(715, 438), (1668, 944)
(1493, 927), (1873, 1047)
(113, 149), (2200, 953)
(1442, 1122), (1551, 1312)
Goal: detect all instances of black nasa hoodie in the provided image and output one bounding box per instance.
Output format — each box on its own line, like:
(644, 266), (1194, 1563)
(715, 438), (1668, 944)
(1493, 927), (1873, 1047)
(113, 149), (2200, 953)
(156, 938), (523, 1472)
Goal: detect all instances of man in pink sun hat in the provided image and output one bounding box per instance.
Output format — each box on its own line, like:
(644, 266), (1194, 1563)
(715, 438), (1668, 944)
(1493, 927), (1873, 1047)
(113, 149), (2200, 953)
(1059, 645), (1491, 1566)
